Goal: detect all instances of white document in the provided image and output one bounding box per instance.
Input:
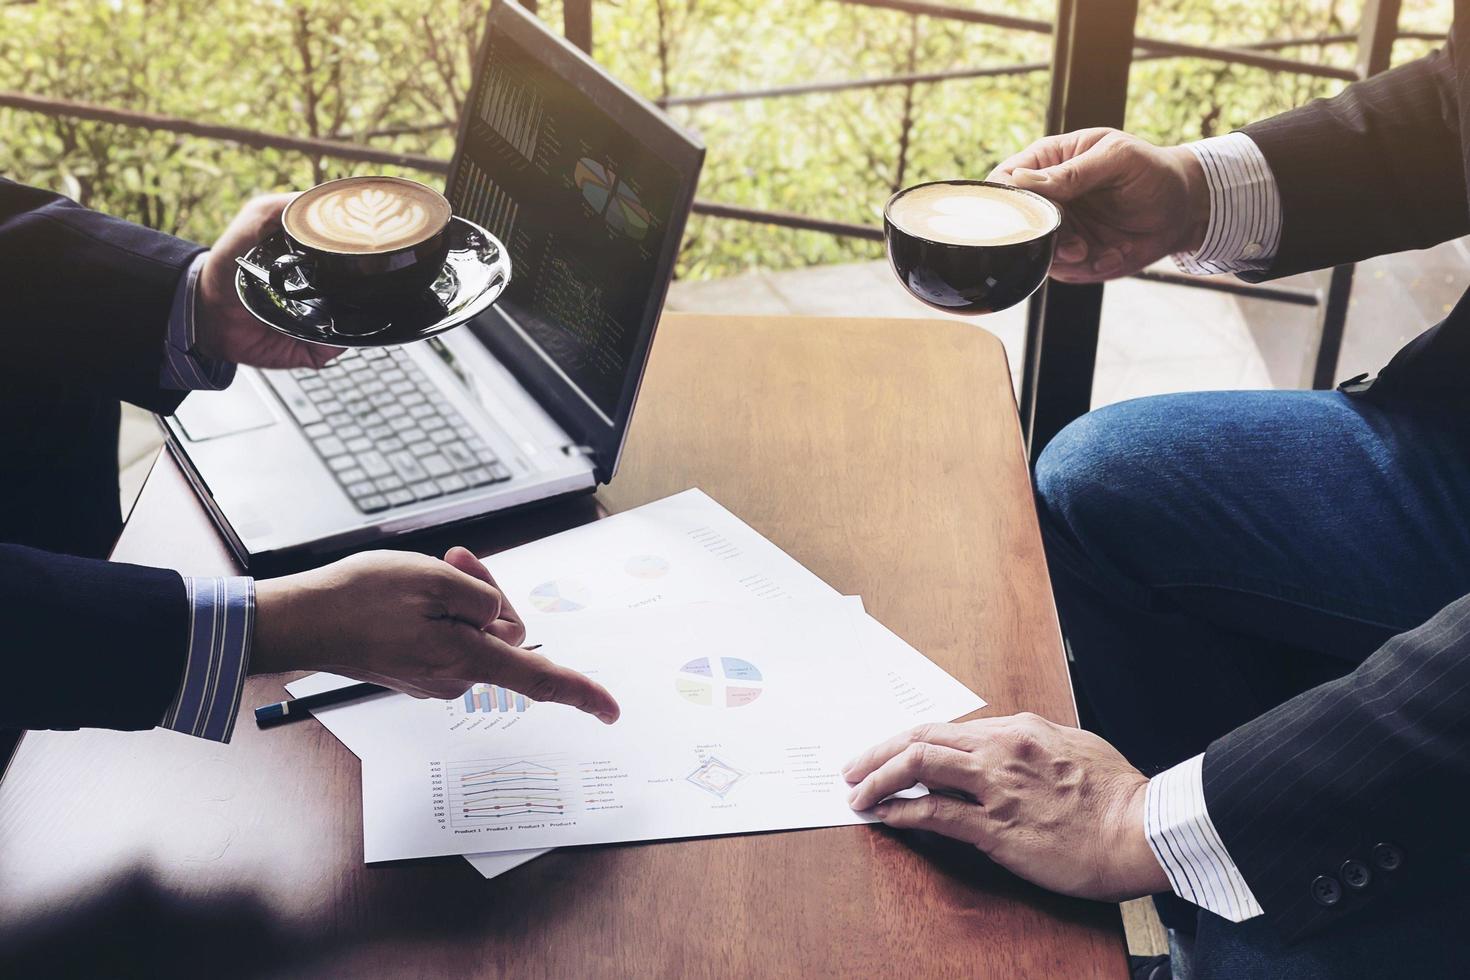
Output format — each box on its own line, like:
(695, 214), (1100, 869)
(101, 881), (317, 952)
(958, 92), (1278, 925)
(353, 599), (984, 864)
(479, 487), (844, 619)
(285, 489), (984, 870)
(290, 487), (846, 877)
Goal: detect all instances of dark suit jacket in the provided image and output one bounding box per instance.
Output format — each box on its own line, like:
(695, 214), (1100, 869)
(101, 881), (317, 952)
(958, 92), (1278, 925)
(1240, 13), (1470, 399)
(1204, 15), (1470, 940)
(0, 177), (205, 731)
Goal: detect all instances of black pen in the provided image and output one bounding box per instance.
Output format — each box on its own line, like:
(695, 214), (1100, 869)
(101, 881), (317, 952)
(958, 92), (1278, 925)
(254, 682), (391, 727)
(255, 644), (542, 728)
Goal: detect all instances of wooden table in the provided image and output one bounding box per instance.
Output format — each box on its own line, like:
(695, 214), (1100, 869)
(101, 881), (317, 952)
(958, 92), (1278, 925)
(0, 314), (1127, 978)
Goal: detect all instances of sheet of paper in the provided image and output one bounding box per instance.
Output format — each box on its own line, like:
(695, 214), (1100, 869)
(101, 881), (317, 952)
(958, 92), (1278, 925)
(289, 487), (844, 877)
(284, 671), (551, 875)
(353, 599), (984, 863)
(481, 487), (843, 619)
(286, 489), (984, 872)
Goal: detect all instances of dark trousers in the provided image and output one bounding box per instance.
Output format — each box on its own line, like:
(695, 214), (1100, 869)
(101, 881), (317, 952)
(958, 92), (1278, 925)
(1033, 389), (1470, 977)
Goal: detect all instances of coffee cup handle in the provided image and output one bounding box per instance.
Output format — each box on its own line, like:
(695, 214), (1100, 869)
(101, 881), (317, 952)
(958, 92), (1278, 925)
(269, 253), (320, 300)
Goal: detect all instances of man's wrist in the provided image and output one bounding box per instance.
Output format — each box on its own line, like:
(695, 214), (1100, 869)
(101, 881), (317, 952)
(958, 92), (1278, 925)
(251, 576), (307, 675)
(1167, 144), (1210, 255)
(193, 249), (227, 362)
(1111, 774), (1172, 898)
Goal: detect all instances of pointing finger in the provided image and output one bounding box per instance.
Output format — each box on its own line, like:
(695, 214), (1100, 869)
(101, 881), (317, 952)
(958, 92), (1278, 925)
(459, 631), (620, 724)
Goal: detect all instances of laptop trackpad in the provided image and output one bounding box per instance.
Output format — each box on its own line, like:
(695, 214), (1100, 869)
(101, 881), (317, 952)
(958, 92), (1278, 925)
(174, 380), (278, 442)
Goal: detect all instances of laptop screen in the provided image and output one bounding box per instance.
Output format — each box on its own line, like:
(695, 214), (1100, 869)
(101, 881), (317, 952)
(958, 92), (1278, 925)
(447, 1), (702, 479)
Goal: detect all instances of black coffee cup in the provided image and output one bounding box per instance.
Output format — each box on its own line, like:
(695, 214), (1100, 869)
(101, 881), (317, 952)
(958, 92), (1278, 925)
(270, 176), (452, 313)
(883, 179), (1062, 315)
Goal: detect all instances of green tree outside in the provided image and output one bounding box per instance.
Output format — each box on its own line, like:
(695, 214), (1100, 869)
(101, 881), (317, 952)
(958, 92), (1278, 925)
(0, 0), (1451, 278)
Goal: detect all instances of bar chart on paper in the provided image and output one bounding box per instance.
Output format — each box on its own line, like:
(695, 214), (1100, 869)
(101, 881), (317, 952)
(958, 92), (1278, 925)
(448, 683), (533, 733)
(463, 683), (530, 714)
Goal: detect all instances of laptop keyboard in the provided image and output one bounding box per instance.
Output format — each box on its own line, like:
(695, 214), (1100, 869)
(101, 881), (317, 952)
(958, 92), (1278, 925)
(263, 348), (511, 514)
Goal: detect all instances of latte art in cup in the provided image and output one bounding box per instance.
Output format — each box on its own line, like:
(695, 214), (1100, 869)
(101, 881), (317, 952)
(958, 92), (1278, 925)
(268, 175), (456, 322)
(886, 183), (1057, 247)
(285, 176), (452, 254)
(883, 179), (1061, 315)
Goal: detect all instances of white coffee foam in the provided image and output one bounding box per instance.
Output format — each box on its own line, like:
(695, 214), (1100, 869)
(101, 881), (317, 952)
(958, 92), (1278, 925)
(890, 184), (1056, 246)
(290, 180), (448, 253)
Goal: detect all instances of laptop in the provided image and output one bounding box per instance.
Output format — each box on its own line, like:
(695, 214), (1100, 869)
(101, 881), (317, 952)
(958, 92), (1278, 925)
(163, 0), (705, 573)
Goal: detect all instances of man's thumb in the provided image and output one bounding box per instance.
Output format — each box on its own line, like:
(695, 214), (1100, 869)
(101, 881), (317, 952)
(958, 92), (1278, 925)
(1009, 151), (1107, 202)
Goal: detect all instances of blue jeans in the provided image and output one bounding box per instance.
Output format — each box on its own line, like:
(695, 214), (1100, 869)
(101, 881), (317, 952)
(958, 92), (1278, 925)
(1033, 390), (1470, 977)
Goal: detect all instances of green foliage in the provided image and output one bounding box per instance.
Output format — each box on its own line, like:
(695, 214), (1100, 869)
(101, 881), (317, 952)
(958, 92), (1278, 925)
(0, 0), (1453, 279)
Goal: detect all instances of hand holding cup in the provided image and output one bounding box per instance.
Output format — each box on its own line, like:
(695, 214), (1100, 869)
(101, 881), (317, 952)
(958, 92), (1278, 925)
(195, 195), (344, 370)
(988, 127), (1210, 283)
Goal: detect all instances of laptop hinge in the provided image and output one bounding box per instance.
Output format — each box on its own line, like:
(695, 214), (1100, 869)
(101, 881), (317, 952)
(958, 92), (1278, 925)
(561, 443), (596, 459)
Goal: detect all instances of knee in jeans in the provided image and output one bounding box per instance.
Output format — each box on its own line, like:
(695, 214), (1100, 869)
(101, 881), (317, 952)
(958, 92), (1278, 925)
(1033, 398), (1173, 550)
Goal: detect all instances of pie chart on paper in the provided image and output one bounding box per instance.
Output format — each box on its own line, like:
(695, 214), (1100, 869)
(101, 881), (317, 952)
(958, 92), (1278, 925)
(674, 656), (764, 707)
(528, 579), (591, 613)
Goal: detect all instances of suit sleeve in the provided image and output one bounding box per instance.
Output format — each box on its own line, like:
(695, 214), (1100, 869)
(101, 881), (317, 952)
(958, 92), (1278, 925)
(0, 178), (205, 414)
(0, 543), (190, 731)
(1240, 39), (1470, 280)
(1200, 593), (1470, 941)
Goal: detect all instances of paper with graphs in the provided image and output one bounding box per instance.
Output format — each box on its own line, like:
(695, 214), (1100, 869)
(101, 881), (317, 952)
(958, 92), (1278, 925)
(285, 490), (984, 868)
(353, 597), (982, 863)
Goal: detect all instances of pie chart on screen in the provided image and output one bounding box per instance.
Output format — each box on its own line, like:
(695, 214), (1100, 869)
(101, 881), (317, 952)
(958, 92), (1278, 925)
(607, 183), (652, 241)
(674, 656), (764, 707)
(574, 157), (653, 242)
(574, 158), (613, 212)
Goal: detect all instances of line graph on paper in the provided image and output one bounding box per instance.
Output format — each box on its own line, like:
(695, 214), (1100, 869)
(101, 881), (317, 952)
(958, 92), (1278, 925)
(445, 757), (567, 828)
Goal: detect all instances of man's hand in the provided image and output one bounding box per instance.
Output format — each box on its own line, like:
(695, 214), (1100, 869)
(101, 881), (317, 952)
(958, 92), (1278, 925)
(251, 546), (620, 724)
(989, 128), (1209, 283)
(194, 194), (344, 369)
(844, 712), (1167, 902)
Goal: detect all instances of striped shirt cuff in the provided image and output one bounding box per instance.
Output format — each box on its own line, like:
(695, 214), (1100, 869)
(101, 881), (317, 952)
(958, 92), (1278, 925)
(161, 251), (237, 392)
(159, 576), (255, 742)
(1145, 753), (1264, 923)
(1172, 132), (1282, 276)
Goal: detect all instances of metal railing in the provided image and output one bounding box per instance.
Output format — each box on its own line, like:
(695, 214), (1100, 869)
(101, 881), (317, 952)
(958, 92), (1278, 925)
(0, 0), (1423, 451)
